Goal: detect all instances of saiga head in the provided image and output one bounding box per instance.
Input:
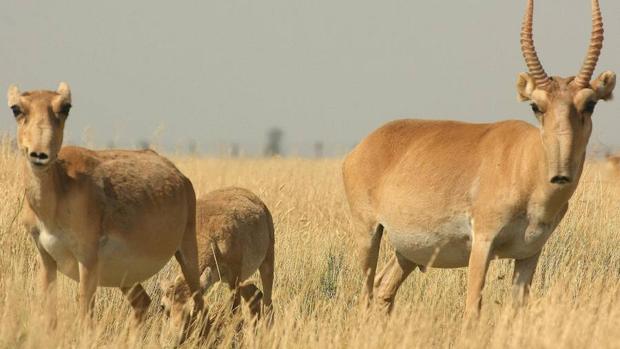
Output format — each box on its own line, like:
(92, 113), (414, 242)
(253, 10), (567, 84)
(159, 275), (211, 344)
(7, 82), (72, 170)
(516, 0), (615, 185)
(160, 276), (195, 338)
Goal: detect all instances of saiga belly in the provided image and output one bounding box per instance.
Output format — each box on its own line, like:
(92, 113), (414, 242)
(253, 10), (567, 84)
(37, 228), (173, 287)
(384, 214), (554, 268)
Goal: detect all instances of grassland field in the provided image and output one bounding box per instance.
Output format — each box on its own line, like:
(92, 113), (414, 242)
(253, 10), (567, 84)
(0, 138), (619, 348)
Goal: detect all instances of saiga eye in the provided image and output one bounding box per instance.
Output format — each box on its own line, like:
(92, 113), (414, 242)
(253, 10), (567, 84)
(10, 105), (21, 117)
(59, 103), (72, 116)
(583, 100), (597, 114)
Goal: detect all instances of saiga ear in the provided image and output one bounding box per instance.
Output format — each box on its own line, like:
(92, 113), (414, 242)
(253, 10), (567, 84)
(591, 71), (616, 101)
(7, 85), (20, 107)
(56, 82), (71, 102)
(516, 73), (536, 101)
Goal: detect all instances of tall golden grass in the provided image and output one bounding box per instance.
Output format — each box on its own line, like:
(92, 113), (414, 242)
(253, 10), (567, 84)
(1, 139), (619, 348)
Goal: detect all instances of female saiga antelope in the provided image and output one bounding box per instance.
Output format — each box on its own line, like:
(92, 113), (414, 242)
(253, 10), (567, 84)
(160, 187), (275, 338)
(343, 0), (616, 316)
(7, 83), (204, 322)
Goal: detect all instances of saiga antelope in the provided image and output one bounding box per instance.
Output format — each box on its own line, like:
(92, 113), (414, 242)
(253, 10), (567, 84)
(160, 187), (275, 342)
(343, 0), (615, 316)
(7, 83), (204, 323)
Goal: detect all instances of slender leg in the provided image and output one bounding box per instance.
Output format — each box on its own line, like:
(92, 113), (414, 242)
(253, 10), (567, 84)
(78, 258), (99, 321)
(35, 241), (58, 326)
(510, 207), (565, 306)
(120, 283), (151, 324)
(227, 281), (246, 334)
(176, 181), (204, 314)
(374, 252), (417, 313)
(175, 250), (204, 314)
(465, 237), (494, 318)
(512, 251), (541, 306)
(356, 222), (383, 307)
(239, 282), (263, 318)
(258, 241), (274, 317)
(373, 254), (397, 290)
(229, 276), (243, 314)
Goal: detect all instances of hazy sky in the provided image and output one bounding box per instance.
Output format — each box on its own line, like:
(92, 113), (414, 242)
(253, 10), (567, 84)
(1, 0), (619, 155)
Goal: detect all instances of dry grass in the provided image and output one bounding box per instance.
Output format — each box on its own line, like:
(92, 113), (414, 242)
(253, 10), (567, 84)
(1, 139), (619, 348)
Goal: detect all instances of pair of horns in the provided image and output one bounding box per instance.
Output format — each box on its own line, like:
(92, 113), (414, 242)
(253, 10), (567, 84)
(520, 0), (604, 88)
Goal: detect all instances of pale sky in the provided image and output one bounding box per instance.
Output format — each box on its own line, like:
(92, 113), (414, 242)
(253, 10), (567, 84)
(1, 0), (618, 155)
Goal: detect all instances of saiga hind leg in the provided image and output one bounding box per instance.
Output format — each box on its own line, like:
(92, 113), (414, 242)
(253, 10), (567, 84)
(239, 282), (263, 318)
(175, 182), (204, 314)
(258, 236), (275, 319)
(353, 220), (383, 307)
(374, 251), (417, 313)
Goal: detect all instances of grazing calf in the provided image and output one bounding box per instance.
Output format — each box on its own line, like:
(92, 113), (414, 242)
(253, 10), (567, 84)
(7, 83), (204, 323)
(160, 187), (275, 338)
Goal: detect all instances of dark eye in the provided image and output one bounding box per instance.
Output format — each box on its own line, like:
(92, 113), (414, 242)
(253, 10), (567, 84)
(530, 103), (541, 114)
(59, 103), (72, 116)
(584, 100), (597, 114)
(10, 105), (21, 117)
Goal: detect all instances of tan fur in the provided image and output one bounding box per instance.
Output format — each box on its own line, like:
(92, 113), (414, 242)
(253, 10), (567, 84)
(8, 83), (204, 323)
(343, 40), (616, 317)
(160, 187), (275, 340)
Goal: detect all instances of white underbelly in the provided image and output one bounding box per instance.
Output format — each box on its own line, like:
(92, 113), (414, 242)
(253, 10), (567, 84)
(384, 216), (473, 268)
(38, 230), (172, 287)
(384, 214), (553, 267)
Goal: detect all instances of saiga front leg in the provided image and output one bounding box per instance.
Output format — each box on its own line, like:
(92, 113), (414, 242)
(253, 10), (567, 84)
(512, 251), (541, 306)
(78, 253), (99, 321)
(465, 233), (494, 318)
(76, 218), (105, 322)
(33, 232), (58, 325)
(511, 206), (566, 306)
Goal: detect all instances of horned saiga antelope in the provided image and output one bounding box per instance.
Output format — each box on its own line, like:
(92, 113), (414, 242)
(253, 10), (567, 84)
(7, 83), (204, 323)
(343, 0), (616, 316)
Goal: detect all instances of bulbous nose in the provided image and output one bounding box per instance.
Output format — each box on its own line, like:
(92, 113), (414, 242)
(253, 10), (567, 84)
(550, 175), (571, 185)
(29, 151), (50, 165)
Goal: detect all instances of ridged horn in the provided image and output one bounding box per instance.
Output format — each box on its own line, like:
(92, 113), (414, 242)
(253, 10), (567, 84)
(573, 0), (604, 88)
(520, 0), (551, 88)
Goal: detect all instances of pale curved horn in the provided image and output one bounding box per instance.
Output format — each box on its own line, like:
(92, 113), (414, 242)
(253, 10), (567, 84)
(520, 0), (551, 88)
(573, 0), (604, 88)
